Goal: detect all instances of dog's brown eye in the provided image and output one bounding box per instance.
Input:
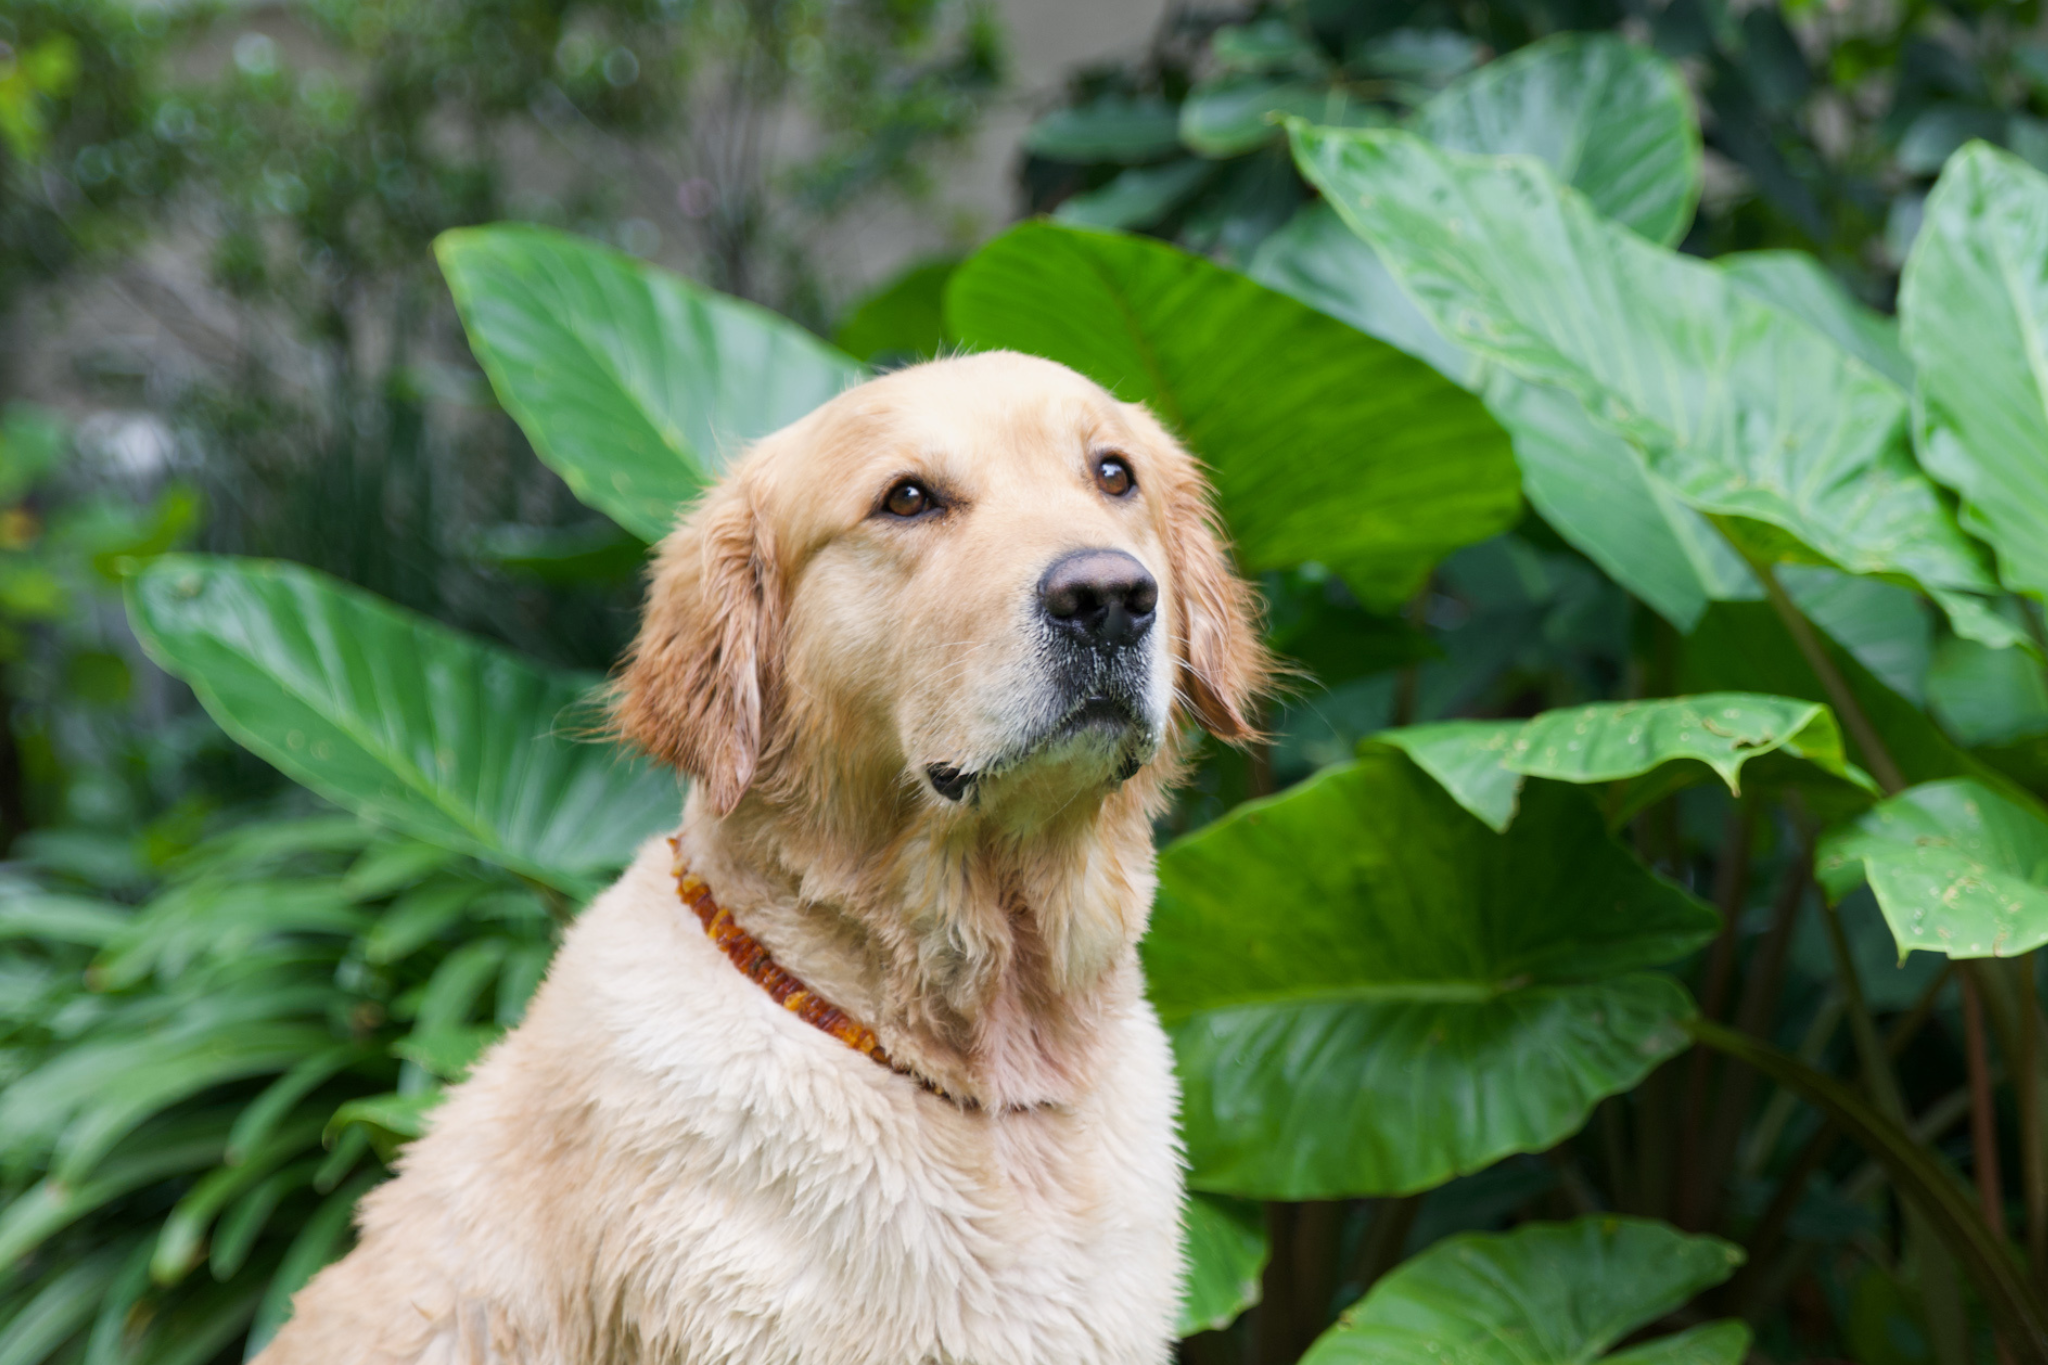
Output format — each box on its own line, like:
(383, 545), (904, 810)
(883, 481), (931, 517)
(1094, 456), (1135, 497)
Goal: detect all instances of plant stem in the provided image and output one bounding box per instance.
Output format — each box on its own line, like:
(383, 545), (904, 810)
(1696, 840), (1809, 1230)
(1726, 534), (1907, 796)
(1342, 1195), (1421, 1302)
(1677, 797), (1754, 1230)
(1961, 965), (2011, 1242)
(1689, 1019), (2048, 1362)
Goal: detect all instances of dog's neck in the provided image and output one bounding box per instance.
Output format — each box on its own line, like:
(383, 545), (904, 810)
(671, 777), (1162, 1111)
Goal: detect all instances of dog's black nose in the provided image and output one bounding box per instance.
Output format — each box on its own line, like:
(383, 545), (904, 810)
(1039, 549), (1157, 648)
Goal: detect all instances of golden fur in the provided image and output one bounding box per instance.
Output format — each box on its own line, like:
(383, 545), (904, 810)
(256, 351), (1270, 1364)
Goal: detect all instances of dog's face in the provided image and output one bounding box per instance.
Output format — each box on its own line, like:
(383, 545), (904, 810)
(616, 352), (1266, 826)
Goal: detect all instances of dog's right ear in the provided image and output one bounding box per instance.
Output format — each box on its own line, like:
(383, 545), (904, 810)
(613, 478), (781, 816)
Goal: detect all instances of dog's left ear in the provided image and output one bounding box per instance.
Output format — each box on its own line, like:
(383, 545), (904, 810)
(613, 476), (782, 815)
(1152, 431), (1271, 743)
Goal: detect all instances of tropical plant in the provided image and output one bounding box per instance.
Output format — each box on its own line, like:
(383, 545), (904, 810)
(9, 28), (2048, 1365)
(1018, 0), (2048, 298)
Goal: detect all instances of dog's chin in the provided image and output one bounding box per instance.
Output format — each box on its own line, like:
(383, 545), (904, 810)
(923, 696), (1159, 810)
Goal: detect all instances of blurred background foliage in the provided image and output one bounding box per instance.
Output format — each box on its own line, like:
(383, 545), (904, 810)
(4, 0), (2048, 1361)
(1021, 0), (2048, 297)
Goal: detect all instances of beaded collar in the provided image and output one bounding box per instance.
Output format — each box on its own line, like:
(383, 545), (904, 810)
(668, 839), (957, 1104)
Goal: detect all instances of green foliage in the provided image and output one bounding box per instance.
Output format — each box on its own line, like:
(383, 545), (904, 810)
(1383, 694), (1874, 833)
(0, 814), (553, 1360)
(125, 555), (676, 898)
(1300, 1219), (1747, 1365)
(438, 226), (867, 542)
(1151, 749), (1712, 1198)
(945, 222), (1519, 610)
(1900, 141), (2048, 604)
(14, 14), (2048, 1365)
(1819, 778), (2048, 960)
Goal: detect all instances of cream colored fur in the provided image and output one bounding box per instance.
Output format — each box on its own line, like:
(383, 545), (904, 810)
(255, 353), (1269, 1365)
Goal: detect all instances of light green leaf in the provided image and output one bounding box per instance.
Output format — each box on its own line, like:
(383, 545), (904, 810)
(1413, 33), (1701, 246)
(1382, 694), (1873, 832)
(946, 222), (1519, 610)
(1179, 1193), (1266, 1337)
(437, 225), (864, 542)
(1146, 749), (1714, 1198)
(1300, 1218), (1746, 1365)
(1817, 777), (2048, 959)
(126, 555), (678, 898)
(1288, 125), (2012, 647)
(1483, 376), (1753, 631)
(1721, 252), (1911, 390)
(1249, 203), (1474, 382)
(1900, 141), (2048, 602)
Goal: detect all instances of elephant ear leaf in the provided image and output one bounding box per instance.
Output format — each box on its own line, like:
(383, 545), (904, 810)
(1817, 777), (2048, 960)
(1299, 1218), (1747, 1365)
(1287, 124), (2016, 650)
(1899, 141), (2048, 604)
(126, 555), (677, 898)
(1146, 748), (1715, 1199)
(946, 221), (1519, 611)
(1413, 32), (1701, 246)
(1178, 1192), (1266, 1337)
(437, 225), (866, 543)
(1382, 693), (1875, 832)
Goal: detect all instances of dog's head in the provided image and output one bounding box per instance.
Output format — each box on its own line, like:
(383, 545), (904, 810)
(614, 351), (1268, 827)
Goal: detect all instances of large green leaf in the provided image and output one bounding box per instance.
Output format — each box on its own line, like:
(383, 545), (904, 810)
(1721, 252), (1911, 390)
(126, 555), (678, 897)
(1288, 124), (2015, 648)
(1899, 141), (2048, 602)
(1381, 693), (1874, 832)
(1299, 1218), (1746, 1365)
(1250, 243), (1745, 632)
(1817, 777), (2048, 959)
(946, 222), (1519, 610)
(437, 225), (865, 542)
(1412, 33), (1700, 246)
(1179, 1193), (1266, 1337)
(1481, 376), (1753, 631)
(1146, 748), (1714, 1198)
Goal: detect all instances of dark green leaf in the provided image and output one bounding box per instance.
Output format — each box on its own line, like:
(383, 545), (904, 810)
(1147, 748), (1714, 1197)
(947, 223), (1519, 609)
(1179, 1193), (1266, 1337)
(1054, 161), (1213, 232)
(832, 257), (958, 365)
(1300, 1218), (1746, 1365)
(1182, 76), (1376, 158)
(1023, 97), (1182, 163)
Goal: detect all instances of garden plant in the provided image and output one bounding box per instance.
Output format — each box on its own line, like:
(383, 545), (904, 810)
(6, 28), (2048, 1365)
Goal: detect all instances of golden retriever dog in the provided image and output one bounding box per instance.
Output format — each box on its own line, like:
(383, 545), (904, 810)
(256, 350), (1269, 1365)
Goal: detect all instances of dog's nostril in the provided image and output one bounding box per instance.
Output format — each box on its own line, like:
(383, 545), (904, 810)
(1038, 549), (1157, 648)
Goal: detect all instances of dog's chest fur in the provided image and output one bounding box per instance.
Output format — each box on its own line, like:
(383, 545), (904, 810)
(267, 840), (1185, 1365)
